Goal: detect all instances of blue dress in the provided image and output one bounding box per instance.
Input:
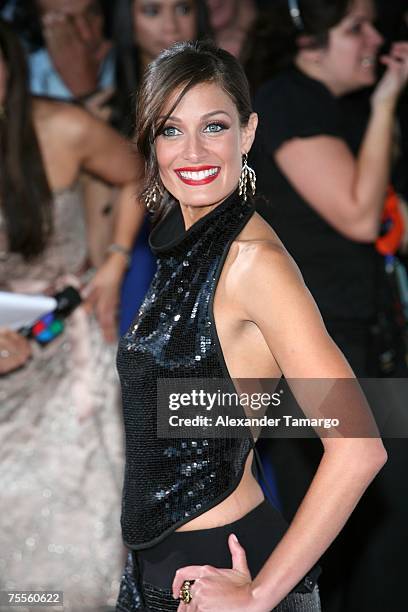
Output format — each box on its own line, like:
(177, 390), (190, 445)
(119, 217), (157, 335)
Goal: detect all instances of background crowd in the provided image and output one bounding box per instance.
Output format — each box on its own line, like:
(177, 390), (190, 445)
(0, 1), (407, 611)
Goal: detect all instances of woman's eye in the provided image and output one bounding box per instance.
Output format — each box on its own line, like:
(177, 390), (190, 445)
(175, 2), (192, 16)
(204, 122), (227, 133)
(349, 22), (363, 35)
(142, 4), (160, 17)
(87, 1), (102, 16)
(162, 126), (182, 137)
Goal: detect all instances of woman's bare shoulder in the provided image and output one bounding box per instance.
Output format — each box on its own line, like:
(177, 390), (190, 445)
(32, 97), (95, 145)
(32, 96), (66, 120)
(231, 211), (303, 285)
(238, 210), (280, 243)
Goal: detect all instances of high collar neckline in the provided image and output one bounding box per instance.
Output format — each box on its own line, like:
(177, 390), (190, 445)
(149, 189), (252, 256)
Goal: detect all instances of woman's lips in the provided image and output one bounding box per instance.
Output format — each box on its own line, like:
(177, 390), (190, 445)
(361, 56), (375, 68)
(174, 166), (221, 186)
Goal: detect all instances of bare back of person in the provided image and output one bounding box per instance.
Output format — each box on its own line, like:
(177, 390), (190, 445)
(32, 98), (84, 191)
(32, 97), (138, 192)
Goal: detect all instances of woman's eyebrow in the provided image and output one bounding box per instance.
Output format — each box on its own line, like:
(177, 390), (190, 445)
(158, 110), (232, 122)
(345, 10), (377, 23)
(201, 110), (232, 119)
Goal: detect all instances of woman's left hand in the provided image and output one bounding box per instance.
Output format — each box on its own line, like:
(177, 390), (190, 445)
(82, 254), (126, 343)
(173, 533), (260, 612)
(0, 328), (32, 375)
(373, 42), (408, 108)
(83, 87), (115, 122)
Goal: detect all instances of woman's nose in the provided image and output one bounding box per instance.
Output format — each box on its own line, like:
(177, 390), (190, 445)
(365, 23), (384, 50)
(182, 134), (207, 161)
(162, 10), (180, 37)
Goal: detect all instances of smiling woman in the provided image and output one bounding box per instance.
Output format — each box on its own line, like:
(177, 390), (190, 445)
(115, 40), (387, 612)
(154, 82), (256, 212)
(135, 41), (255, 220)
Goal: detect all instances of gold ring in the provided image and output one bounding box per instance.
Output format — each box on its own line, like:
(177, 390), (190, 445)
(179, 579), (193, 604)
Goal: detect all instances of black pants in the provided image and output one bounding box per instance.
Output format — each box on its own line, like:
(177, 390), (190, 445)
(116, 500), (321, 611)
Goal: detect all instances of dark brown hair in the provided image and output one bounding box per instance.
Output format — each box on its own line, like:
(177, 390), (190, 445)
(0, 19), (52, 258)
(243, 0), (350, 94)
(135, 39), (253, 218)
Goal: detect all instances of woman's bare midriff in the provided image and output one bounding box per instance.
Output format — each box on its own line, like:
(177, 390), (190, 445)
(175, 450), (265, 531)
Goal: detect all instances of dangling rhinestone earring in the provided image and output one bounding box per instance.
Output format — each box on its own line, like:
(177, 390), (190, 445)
(144, 180), (163, 210)
(238, 153), (256, 202)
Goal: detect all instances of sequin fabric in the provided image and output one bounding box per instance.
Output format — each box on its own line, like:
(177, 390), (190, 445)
(116, 190), (255, 550)
(0, 184), (124, 611)
(116, 552), (178, 612)
(116, 553), (144, 612)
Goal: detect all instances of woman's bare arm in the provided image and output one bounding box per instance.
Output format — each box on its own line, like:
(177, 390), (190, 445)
(61, 105), (146, 340)
(172, 239), (386, 611)
(83, 183), (147, 342)
(63, 104), (142, 186)
(275, 43), (408, 242)
(236, 242), (387, 610)
(71, 107), (147, 265)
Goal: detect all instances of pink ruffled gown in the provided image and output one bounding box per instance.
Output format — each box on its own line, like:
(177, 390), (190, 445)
(0, 183), (124, 611)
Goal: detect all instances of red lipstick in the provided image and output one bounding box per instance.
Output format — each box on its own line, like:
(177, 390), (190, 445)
(174, 165), (220, 186)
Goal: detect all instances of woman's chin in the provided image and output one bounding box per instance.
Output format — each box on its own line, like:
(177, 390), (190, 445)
(172, 181), (233, 206)
(359, 67), (377, 87)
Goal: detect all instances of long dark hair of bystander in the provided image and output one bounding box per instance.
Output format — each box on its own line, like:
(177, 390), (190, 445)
(0, 19), (52, 259)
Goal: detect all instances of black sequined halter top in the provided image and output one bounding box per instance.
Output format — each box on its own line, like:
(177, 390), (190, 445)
(117, 189), (256, 550)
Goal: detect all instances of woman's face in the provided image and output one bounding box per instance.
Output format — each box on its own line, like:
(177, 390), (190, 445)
(155, 81), (257, 210)
(0, 50), (7, 107)
(206, 0), (237, 31)
(133, 0), (197, 66)
(38, 0), (105, 55)
(320, 0), (383, 94)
